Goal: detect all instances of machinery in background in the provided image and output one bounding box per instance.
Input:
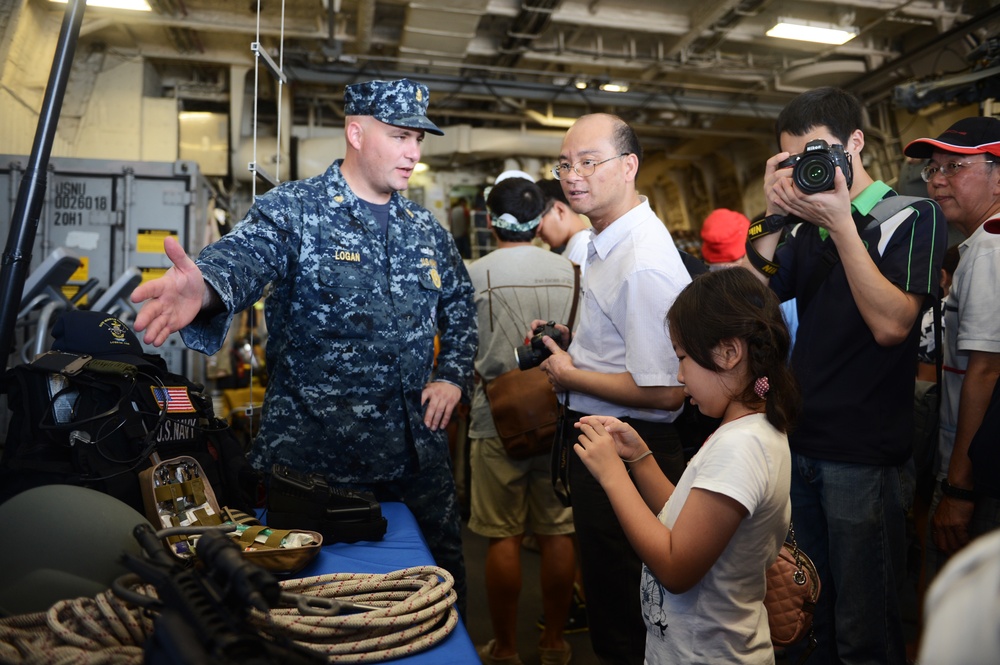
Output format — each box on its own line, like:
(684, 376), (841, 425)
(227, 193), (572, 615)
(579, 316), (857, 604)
(0, 155), (214, 377)
(895, 36), (1000, 112)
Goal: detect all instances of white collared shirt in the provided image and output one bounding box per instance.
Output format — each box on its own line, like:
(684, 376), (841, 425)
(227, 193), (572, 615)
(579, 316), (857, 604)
(566, 197), (691, 422)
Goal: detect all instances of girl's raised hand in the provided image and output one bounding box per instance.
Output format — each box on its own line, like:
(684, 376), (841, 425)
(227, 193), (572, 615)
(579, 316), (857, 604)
(574, 416), (649, 484)
(577, 415), (647, 455)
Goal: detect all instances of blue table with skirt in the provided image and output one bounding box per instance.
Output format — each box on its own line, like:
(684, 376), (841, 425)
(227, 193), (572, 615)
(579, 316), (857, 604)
(263, 501), (477, 664)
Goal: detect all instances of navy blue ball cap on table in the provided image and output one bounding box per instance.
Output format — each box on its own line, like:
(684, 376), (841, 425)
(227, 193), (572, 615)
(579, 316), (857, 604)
(50, 309), (160, 369)
(343, 78), (444, 136)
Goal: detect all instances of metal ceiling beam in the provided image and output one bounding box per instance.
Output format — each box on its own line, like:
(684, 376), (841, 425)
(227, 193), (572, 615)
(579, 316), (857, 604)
(667, 0), (745, 56)
(285, 64), (788, 120)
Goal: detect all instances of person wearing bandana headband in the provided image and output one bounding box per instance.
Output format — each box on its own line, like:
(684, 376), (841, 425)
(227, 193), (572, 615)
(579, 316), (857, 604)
(469, 175), (578, 665)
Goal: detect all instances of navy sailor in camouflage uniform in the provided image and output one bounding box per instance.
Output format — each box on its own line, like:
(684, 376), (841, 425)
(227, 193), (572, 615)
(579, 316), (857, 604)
(131, 78), (477, 613)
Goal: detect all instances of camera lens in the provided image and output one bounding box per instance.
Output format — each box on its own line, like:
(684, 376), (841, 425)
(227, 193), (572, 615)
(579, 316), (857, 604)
(804, 162), (828, 185)
(794, 155), (835, 194)
(514, 345), (534, 371)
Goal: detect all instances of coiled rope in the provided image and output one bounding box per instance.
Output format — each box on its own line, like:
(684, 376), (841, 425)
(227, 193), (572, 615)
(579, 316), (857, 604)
(0, 566), (457, 664)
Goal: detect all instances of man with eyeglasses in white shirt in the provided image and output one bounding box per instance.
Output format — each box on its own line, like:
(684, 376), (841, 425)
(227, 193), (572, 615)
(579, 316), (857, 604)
(533, 113), (691, 665)
(904, 116), (1000, 584)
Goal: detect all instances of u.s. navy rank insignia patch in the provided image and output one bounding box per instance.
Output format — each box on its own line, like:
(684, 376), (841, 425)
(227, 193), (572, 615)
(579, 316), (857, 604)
(419, 256), (441, 288)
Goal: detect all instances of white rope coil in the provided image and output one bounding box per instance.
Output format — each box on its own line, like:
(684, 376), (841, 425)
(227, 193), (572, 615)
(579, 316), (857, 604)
(0, 567), (457, 664)
(0, 584), (155, 665)
(257, 566), (458, 661)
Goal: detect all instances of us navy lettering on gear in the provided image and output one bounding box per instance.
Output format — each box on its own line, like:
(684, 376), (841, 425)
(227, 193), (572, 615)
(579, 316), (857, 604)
(156, 418), (198, 442)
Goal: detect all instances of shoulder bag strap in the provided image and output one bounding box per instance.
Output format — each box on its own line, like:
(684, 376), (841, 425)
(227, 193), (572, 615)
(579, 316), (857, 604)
(565, 263), (581, 337)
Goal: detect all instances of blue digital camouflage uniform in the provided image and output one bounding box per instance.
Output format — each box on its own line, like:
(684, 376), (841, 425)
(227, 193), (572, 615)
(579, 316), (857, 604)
(180, 158), (476, 609)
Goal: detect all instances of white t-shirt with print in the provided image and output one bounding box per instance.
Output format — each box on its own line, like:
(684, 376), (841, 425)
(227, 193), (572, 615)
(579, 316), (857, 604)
(642, 414), (791, 664)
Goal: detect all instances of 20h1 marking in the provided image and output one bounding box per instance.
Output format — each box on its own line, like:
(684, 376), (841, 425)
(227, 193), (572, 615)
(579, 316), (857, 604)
(54, 211), (84, 226)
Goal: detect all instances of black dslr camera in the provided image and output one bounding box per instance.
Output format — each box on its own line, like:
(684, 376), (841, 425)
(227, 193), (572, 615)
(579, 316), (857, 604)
(267, 464), (387, 543)
(777, 139), (853, 194)
(514, 321), (563, 371)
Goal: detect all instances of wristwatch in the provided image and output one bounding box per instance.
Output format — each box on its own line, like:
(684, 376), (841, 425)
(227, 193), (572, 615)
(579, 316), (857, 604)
(940, 478), (975, 502)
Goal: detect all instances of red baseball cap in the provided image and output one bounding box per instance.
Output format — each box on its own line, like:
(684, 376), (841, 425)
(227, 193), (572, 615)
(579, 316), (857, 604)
(903, 117), (1000, 159)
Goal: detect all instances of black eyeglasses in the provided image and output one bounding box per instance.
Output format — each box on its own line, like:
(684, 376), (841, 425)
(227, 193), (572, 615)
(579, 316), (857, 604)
(552, 153), (628, 180)
(920, 159), (996, 182)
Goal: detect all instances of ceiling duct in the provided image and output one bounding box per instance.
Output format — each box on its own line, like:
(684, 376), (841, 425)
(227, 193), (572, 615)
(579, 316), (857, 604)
(398, 0), (491, 64)
(354, 0), (374, 55)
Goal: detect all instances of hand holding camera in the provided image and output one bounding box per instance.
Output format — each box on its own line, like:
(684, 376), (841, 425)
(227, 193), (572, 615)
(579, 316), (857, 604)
(516, 321), (568, 371)
(761, 139), (856, 235)
(777, 139), (854, 194)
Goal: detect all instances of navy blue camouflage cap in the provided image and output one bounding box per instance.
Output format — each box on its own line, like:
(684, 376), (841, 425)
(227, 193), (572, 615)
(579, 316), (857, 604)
(344, 78), (444, 136)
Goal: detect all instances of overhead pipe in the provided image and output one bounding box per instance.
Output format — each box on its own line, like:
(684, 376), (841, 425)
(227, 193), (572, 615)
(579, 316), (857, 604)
(0, 0), (87, 367)
(285, 63), (787, 119)
(325, 0), (342, 56)
(354, 0), (375, 55)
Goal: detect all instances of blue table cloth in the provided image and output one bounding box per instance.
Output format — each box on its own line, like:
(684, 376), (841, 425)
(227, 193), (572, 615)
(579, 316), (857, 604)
(262, 502), (477, 664)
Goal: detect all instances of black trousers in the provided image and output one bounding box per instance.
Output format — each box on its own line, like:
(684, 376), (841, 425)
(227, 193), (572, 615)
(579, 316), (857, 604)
(564, 409), (686, 665)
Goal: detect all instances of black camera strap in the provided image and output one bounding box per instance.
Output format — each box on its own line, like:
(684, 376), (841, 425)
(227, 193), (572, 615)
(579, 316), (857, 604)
(550, 265), (580, 508)
(798, 194), (926, 316)
(746, 213), (790, 277)
(550, 397), (572, 507)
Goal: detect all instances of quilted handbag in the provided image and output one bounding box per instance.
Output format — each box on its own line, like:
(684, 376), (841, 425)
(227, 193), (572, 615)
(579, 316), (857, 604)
(764, 524), (821, 648)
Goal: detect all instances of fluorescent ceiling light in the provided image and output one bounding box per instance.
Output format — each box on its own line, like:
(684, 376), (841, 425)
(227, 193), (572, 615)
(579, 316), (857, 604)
(766, 18), (857, 45)
(50, 0), (151, 10)
(599, 82), (629, 93)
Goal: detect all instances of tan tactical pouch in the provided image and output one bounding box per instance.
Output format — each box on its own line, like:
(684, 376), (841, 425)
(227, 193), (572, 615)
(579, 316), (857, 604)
(140, 455), (322, 574)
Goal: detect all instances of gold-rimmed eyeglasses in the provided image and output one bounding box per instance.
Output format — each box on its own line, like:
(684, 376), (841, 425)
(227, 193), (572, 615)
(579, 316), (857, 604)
(920, 159), (996, 182)
(552, 153), (629, 180)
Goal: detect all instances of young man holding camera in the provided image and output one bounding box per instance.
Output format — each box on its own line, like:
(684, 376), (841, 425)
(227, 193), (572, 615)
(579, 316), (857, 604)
(745, 87), (946, 664)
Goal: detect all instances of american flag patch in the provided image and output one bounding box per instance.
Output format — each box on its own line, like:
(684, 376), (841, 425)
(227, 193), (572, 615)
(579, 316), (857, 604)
(151, 386), (197, 413)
